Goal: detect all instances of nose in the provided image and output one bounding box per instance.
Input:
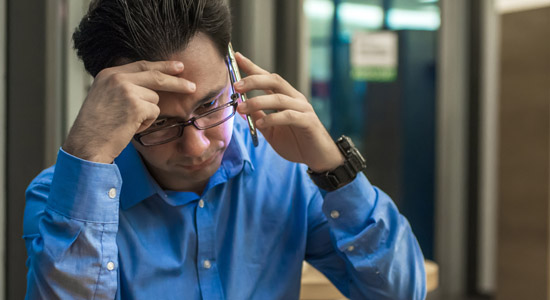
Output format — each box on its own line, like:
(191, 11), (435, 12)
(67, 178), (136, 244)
(176, 125), (210, 158)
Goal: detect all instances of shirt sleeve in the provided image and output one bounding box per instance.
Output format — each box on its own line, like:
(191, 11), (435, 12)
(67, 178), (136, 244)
(23, 148), (122, 300)
(305, 172), (427, 300)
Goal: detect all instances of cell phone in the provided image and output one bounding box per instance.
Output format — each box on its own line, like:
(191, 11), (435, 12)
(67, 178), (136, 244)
(227, 43), (259, 147)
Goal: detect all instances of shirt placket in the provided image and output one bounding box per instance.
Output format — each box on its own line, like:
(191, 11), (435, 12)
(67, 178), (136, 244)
(195, 197), (224, 299)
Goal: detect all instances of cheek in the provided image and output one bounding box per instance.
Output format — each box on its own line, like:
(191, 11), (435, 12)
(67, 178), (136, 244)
(215, 117), (234, 144)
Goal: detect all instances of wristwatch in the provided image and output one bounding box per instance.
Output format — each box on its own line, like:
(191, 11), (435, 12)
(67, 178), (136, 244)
(307, 135), (367, 191)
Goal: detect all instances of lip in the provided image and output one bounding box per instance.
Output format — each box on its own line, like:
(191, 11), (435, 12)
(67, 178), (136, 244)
(179, 153), (218, 171)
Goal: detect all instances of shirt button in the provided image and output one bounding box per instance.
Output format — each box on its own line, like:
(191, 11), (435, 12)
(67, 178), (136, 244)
(108, 188), (117, 199)
(106, 261), (115, 271)
(203, 260), (212, 269)
(330, 210), (340, 219)
(347, 245), (355, 252)
(198, 199), (205, 208)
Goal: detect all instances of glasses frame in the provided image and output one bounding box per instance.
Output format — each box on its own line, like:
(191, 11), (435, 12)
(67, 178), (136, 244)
(133, 60), (239, 147)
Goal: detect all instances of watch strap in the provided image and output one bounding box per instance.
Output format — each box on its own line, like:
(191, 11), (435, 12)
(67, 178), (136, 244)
(307, 162), (357, 191)
(307, 135), (366, 191)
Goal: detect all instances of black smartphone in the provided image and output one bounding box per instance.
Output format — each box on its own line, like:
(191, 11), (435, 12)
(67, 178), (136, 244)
(227, 43), (259, 147)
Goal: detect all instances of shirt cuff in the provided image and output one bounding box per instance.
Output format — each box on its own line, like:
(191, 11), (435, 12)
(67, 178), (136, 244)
(47, 148), (122, 223)
(321, 173), (376, 236)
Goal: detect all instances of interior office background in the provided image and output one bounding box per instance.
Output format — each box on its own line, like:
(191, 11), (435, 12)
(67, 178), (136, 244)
(1, 0), (549, 299)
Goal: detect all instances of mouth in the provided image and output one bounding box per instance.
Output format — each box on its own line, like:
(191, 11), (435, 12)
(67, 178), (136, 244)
(179, 152), (218, 171)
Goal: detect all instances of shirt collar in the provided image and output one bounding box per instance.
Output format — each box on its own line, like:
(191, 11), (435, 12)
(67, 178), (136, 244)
(115, 117), (255, 210)
(115, 143), (162, 210)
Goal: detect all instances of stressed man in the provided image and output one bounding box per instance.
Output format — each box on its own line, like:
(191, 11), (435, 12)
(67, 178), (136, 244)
(23, 0), (426, 299)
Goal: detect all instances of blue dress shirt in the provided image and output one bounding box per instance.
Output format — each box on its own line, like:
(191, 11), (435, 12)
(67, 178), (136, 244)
(23, 116), (426, 299)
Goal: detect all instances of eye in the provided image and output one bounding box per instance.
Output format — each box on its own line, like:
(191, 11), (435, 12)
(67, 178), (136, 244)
(195, 98), (220, 115)
(152, 119), (168, 127)
(200, 98), (218, 110)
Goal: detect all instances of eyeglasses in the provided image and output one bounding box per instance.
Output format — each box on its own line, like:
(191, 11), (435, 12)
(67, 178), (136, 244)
(133, 60), (239, 147)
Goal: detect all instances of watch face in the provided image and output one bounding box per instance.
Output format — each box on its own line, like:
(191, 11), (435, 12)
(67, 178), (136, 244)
(337, 135), (353, 153)
(338, 136), (366, 172)
(349, 149), (367, 173)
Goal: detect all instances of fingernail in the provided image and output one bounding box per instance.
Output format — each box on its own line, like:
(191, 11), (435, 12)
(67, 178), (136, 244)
(188, 82), (196, 91)
(239, 102), (247, 110)
(256, 119), (264, 127)
(175, 62), (184, 70)
(234, 81), (243, 89)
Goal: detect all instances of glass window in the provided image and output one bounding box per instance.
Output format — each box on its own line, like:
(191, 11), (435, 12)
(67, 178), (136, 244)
(304, 0), (440, 260)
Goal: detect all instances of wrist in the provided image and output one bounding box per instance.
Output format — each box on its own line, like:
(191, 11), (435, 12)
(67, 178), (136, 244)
(51, 148), (122, 222)
(62, 138), (115, 164)
(307, 135), (366, 191)
(308, 151), (345, 173)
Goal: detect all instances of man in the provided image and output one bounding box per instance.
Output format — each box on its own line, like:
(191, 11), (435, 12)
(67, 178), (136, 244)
(23, 0), (426, 299)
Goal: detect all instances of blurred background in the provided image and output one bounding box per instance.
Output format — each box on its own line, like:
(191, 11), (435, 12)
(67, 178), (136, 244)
(1, 0), (549, 299)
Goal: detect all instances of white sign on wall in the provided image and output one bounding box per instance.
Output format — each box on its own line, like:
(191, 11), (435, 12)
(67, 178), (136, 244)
(350, 31), (398, 82)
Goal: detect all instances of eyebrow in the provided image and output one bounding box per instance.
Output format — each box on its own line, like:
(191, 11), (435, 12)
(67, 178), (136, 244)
(157, 84), (228, 120)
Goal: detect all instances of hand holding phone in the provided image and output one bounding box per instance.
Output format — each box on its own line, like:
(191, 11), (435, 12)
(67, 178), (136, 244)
(227, 43), (259, 147)
(230, 51), (346, 173)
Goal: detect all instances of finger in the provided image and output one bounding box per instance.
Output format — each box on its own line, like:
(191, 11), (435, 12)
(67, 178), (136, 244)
(235, 52), (270, 76)
(244, 110), (266, 124)
(112, 60), (185, 76)
(136, 101), (161, 133)
(234, 73), (303, 99)
(255, 110), (312, 129)
(120, 70), (196, 94)
(237, 94), (311, 115)
(133, 85), (160, 104)
(237, 107), (266, 125)
(237, 98), (266, 129)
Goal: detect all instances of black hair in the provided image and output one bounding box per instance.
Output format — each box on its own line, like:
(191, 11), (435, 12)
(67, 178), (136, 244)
(73, 0), (231, 77)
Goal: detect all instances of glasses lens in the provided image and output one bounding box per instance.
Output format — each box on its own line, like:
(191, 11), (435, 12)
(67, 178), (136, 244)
(139, 125), (180, 146)
(137, 99), (236, 146)
(195, 103), (235, 129)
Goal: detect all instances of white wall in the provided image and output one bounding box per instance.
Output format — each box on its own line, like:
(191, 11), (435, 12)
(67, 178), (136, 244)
(478, 0), (500, 294)
(44, 0), (92, 166)
(435, 0), (469, 296)
(44, 0), (65, 166)
(65, 0), (92, 137)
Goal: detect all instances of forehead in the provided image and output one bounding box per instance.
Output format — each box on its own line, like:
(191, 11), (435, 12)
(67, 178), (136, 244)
(156, 34), (229, 118)
(169, 33), (227, 85)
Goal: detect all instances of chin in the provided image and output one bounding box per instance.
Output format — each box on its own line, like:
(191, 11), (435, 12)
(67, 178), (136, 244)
(174, 153), (223, 178)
